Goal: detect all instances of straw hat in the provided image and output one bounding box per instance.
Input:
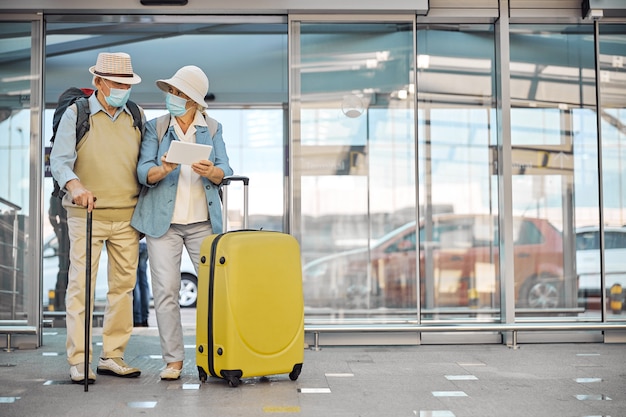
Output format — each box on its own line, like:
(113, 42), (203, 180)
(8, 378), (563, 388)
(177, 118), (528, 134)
(89, 52), (142, 85)
(156, 65), (209, 108)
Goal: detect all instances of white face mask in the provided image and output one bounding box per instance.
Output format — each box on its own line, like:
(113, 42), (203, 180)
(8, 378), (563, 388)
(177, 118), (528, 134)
(103, 80), (131, 108)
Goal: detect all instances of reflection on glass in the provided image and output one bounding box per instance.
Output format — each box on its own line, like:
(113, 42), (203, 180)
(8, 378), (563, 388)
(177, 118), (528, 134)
(418, 215), (564, 311)
(207, 109), (285, 231)
(0, 22), (32, 321)
(295, 22), (415, 315)
(510, 24), (598, 317)
(600, 24), (626, 318)
(417, 24), (498, 319)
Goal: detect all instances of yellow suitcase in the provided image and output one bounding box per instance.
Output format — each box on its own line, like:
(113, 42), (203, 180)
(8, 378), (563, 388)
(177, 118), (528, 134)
(196, 177), (304, 387)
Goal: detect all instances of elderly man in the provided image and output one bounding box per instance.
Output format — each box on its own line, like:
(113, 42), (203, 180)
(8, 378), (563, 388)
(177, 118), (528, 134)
(50, 52), (145, 384)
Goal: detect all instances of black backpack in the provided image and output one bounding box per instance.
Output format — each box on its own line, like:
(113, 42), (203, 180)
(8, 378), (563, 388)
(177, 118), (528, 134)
(50, 87), (143, 198)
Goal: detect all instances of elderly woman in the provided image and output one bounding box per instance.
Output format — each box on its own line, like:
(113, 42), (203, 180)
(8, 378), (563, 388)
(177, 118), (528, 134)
(131, 65), (233, 380)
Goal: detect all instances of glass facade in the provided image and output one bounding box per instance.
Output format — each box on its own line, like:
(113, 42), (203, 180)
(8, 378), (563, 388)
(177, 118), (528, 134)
(416, 24), (499, 320)
(598, 24), (626, 318)
(509, 24), (596, 319)
(291, 20), (416, 318)
(0, 22), (37, 322)
(1, 3), (625, 346)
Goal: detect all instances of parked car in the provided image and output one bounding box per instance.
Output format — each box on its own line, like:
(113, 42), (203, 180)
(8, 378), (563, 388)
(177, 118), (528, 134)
(576, 226), (626, 303)
(303, 214), (566, 310)
(42, 234), (199, 309)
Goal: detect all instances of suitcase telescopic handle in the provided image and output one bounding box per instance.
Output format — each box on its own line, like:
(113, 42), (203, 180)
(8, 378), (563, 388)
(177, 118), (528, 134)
(221, 175), (249, 186)
(220, 175), (249, 230)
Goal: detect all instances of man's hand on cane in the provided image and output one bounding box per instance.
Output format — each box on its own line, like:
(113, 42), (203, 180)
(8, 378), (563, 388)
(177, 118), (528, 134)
(66, 179), (97, 212)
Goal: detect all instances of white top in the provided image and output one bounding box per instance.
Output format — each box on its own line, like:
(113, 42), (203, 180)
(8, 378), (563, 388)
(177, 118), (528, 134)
(170, 111), (210, 225)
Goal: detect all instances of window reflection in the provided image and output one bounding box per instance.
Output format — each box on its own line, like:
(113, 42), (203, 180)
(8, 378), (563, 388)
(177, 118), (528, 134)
(295, 21), (415, 315)
(0, 22), (32, 321)
(510, 24), (601, 317)
(599, 24), (626, 317)
(417, 24), (498, 319)
(298, 21), (626, 322)
(303, 213), (566, 312)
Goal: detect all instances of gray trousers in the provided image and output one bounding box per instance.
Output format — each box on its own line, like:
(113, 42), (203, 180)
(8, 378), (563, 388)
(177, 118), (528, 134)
(146, 221), (213, 365)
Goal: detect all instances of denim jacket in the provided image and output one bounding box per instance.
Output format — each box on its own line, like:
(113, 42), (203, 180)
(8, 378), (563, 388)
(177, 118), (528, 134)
(130, 115), (233, 238)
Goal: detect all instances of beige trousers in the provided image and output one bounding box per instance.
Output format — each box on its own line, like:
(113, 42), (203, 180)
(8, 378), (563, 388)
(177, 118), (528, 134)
(66, 216), (139, 366)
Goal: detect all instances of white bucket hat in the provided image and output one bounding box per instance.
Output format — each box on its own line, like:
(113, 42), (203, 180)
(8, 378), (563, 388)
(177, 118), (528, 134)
(156, 65), (209, 108)
(89, 52), (142, 85)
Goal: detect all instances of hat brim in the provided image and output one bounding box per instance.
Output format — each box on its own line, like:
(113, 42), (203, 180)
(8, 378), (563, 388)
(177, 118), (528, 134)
(156, 79), (208, 109)
(90, 66), (142, 85)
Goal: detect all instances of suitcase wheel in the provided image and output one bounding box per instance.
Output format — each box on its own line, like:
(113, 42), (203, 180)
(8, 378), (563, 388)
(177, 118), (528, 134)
(197, 366), (208, 383)
(222, 370), (243, 388)
(289, 363), (303, 381)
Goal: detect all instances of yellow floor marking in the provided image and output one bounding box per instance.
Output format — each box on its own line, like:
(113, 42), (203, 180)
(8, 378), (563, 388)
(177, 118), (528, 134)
(263, 406), (301, 413)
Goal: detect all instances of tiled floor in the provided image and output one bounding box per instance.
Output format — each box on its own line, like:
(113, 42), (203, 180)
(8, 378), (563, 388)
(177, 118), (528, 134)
(1, 326), (625, 417)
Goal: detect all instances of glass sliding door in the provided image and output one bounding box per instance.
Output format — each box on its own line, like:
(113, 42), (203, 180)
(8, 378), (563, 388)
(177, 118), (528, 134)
(416, 24), (499, 321)
(598, 24), (626, 319)
(291, 18), (417, 319)
(0, 18), (42, 339)
(42, 16), (288, 311)
(509, 24), (596, 319)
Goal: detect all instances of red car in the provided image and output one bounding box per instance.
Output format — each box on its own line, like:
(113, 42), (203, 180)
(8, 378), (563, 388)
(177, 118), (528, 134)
(303, 214), (565, 310)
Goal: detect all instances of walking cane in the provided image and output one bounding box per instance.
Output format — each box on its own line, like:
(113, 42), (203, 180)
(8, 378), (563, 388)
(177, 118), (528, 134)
(84, 210), (92, 392)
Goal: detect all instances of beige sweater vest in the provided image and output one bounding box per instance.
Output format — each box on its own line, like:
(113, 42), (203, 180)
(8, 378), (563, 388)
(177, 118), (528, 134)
(64, 110), (141, 221)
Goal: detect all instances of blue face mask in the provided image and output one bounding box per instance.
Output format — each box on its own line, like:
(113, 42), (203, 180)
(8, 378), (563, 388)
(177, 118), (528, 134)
(166, 93), (190, 117)
(103, 81), (131, 108)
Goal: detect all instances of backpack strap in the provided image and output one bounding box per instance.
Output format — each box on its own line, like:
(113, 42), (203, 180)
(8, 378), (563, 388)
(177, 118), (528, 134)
(155, 114), (171, 144)
(126, 100), (143, 131)
(51, 97), (90, 199)
(205, 115), (218, 139)
(74, 97), (91, 144)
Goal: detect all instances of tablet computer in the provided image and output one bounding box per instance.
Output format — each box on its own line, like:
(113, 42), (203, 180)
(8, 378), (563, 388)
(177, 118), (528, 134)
(165, 141), (213, 165)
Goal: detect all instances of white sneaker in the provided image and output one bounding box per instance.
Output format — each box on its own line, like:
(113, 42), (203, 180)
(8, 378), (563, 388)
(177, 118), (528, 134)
(97, 357), (141, 378)
(70, 363), (96, 384)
